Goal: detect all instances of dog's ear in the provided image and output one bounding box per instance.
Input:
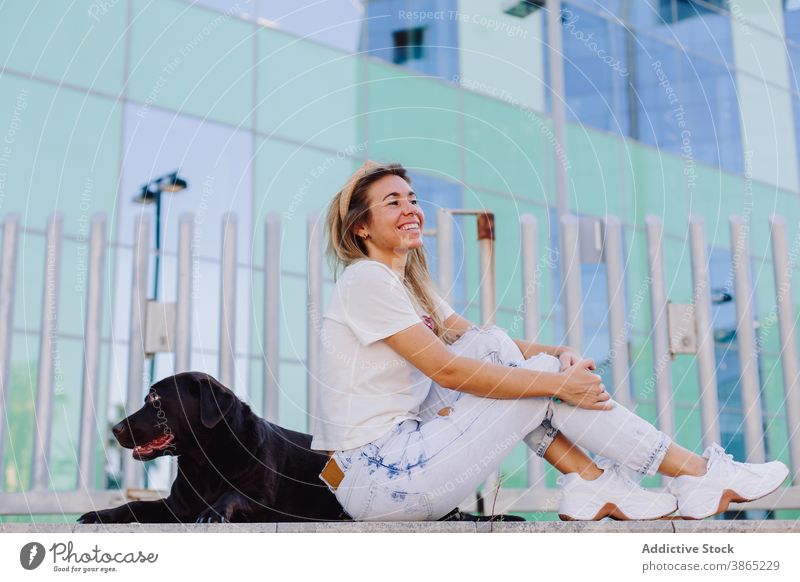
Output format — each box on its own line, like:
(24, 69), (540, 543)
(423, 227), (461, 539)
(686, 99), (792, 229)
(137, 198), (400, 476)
(198, 376), (237, 429)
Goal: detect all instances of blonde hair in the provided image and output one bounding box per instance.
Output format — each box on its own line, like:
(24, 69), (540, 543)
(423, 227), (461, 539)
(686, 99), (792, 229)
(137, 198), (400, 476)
(324, 160), (458, 344)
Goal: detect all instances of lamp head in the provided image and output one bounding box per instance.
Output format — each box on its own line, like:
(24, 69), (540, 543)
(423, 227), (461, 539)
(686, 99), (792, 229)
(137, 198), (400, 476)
(159, 172), (188, 193)
(132, 185), (159, 205)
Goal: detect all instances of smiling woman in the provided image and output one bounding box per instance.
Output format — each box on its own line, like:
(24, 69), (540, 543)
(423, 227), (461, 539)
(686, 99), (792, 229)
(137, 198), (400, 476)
(310, 160), (789, 522)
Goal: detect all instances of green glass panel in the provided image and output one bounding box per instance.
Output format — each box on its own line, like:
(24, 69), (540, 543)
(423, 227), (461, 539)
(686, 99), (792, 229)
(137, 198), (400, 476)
(748, 183), (785, 256)
(634, 401), (658, 427)
(755, 259), (782, 354)
(536, 318), (556, 346)
(566, 125), (623, 217)
(760, 355), (786, 415)
(278, 275), (308, 362)
(462, 91), (549, 199)
(688, 166), (745, 249)
(47, 338), (86, 491)
(365, 61), (461, 178)
(0, 514), (82, 524)
(671, 355), (699, 404)
(764, 419), (791, 470)
(253, 138), (360, 270)
(248, 358), (264, 418)
(11, 231), (45, 334)
(0, 0), (126, 95)
(257, 28), (362, 151)
(498, 442), (528, 489)
(623, 143), (688, 234)
(629, 337), (656, 403)
(623, 226), (653, 334)
(2, 333), (37, 492)
(674, 404), (702, 452)
(278, 362), (309, 432)
(662, 236), (693, 304)
(0, 76), (122, 233)
(129, 0), (254, 127)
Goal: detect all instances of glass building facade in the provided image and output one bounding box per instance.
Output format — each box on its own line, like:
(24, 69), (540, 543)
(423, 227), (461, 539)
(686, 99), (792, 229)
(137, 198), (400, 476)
(0, 0), (797, 520)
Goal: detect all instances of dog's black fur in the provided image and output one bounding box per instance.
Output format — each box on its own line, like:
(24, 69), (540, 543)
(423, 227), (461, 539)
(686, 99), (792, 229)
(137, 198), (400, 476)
(78, 372), (525, 524)
(79, 372), (348, 523)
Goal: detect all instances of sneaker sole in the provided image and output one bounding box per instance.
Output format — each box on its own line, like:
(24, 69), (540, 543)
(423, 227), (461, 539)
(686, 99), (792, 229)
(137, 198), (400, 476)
(559, 502), (677, 521)
(679, 480), (786, 520)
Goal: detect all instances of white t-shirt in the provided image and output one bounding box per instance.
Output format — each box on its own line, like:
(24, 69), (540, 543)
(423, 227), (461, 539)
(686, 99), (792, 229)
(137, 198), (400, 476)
(310, 259), (455, 451)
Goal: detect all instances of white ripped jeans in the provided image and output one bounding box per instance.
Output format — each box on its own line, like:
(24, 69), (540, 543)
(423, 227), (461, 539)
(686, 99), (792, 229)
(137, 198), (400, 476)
(327, 326), (672, 521)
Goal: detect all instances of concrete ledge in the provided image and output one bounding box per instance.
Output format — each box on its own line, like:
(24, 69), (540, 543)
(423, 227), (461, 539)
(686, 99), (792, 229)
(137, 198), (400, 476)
(1, 520), (798, 534)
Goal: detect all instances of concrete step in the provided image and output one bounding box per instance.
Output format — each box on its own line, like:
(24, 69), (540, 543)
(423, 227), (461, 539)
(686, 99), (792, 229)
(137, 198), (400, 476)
(1, 520), (798, 534)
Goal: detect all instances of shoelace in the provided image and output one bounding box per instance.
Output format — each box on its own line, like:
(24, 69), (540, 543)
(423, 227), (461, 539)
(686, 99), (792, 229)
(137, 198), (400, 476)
(556, 460), (643, 490)
(706, 443), (734, 472)
(596, 457), (643, 490)
(610, 464), (643, 491)
(705, 442), (766, 477)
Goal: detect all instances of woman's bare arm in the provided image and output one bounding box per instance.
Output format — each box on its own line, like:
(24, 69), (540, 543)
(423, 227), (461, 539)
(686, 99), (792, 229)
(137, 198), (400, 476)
(442, 312), (581, 365)
(383, 322), (611, 410)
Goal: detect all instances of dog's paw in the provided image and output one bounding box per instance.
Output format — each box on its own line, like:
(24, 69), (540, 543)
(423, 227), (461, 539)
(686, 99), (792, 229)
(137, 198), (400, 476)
(77, 510), (119, 524)
(195, 508), (229, 523)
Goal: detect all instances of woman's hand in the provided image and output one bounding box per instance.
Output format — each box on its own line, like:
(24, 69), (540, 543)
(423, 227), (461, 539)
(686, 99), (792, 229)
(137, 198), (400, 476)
(555, 359), (613, 410)
(558, 347), (591, 372)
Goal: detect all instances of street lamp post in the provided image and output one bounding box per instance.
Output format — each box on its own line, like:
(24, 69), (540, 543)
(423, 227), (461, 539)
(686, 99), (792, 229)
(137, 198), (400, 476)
(132, 171), (189, 385)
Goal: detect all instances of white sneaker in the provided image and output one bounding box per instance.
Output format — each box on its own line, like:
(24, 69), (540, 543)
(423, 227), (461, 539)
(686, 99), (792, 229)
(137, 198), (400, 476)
(558, 459), (678, 521)
(668, 443), (789, 520)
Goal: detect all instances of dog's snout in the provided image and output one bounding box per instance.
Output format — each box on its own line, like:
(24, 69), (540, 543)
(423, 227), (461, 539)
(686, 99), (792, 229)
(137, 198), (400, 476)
(111, 421), (127, 437)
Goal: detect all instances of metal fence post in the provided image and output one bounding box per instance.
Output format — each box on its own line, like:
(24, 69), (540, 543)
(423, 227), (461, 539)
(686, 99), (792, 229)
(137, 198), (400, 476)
(219, 214), (237, 387)
(0, 213), (20, 484)
(437, 209), (455, 304)
(307, 212), (323, 431)
(645, 215), (674, 440)
(560, 214), (583, 351)
(123, 214), (150, 489)
(520, 214), (546, 488)
(769, 215), (800, 483)
(688, 214), (721, 448)
(32, 213), (63, 491)
(174, 214), (194, 373)
(478, 212), (496, 326)
(264, 213), (281, 424)
(603, 216), (633, 410)
(729, 215), (766, 464)
(78, 215), (107, 490)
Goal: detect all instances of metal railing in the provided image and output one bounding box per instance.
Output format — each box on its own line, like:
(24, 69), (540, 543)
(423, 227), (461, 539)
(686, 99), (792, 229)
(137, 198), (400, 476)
(0, 209), (798, 516)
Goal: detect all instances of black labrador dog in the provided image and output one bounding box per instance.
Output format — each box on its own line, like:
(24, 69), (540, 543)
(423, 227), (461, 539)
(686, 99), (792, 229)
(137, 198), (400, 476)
(79, 372), (350, 523)
(78, 372), (524, 524)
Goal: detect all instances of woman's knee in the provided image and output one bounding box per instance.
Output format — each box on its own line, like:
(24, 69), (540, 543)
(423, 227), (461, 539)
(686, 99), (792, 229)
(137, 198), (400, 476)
(449, 325), (523, 364)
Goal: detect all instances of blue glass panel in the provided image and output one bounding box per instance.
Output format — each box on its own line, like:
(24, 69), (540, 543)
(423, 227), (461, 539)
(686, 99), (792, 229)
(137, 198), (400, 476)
(255, 0), (365, 52)
(789, 43), (800, 95)
(363, 0), (459, 80)
(719, 410), (747, 458)
(562, 3), (631, 135)
(675, 53), (741, 171)
(607, 0), (674, 40)
(794, 97), (800, 172)
(670, 3), (734, 68)
(635, 42), (742, 172)
(632, 36), (681, 158)
(786, 0), (800, 43)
